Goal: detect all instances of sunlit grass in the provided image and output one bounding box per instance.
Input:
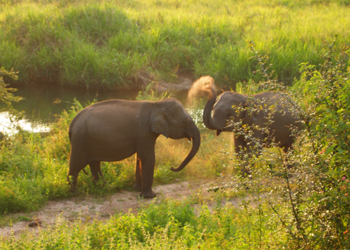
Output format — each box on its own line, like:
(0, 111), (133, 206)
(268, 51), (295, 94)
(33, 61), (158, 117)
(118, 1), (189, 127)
(0, 1), (349, 247)
(0, 0), (349, 88)
(0, 198), (287, 249)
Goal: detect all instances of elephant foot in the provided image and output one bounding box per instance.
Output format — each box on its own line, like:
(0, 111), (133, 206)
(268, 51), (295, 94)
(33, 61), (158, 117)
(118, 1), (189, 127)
(240, 166), (252, 178)
(134, 184), (142, 192)
(286, 163), (299, 169)
(93, 178), (106, 187)
(95, 181), (107, 187)
(67, 175), (78, 192)
(70, 186), (78, 193)
(140, 190), (157, 198)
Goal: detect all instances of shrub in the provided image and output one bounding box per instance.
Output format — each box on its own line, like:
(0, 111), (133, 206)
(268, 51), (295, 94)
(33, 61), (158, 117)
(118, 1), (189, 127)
(0, 67), (22, 112)
(226, 38), (350, 249)
(288, 38), (350, 248)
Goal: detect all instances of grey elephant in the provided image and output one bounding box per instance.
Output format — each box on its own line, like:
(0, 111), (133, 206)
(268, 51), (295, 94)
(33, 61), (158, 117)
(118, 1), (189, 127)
(189, 76), (300, 162)
(68, 97), (201, 198)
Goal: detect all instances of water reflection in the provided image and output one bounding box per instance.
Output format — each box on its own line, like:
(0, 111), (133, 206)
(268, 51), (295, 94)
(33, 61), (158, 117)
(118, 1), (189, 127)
(0, 111), (50, 135)
(12, 84), (139, 123)
(2, 84), (198, 134)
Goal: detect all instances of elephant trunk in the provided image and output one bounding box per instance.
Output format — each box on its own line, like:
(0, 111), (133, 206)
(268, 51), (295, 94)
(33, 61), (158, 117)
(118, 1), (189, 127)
(170, 125), (201, 172)
(203, 91), (217, 130)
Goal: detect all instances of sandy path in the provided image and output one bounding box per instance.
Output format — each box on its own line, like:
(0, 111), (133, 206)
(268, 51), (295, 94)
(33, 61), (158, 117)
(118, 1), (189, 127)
(0, 181), (212, 237)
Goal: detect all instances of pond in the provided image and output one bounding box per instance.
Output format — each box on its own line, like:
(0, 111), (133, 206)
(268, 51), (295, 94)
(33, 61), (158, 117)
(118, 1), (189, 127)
(0, 84), (199, 134)
(12, 84), (140, 123)
(0, 85), (139, 134)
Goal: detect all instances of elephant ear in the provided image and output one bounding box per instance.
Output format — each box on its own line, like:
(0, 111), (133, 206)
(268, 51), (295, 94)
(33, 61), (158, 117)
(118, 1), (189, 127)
(233, 94), (248, 120)
(150, 107), (170, 138)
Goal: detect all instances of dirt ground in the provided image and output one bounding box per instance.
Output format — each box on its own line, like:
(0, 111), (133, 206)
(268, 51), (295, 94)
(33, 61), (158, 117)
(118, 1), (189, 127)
(0, 180), (242, 238)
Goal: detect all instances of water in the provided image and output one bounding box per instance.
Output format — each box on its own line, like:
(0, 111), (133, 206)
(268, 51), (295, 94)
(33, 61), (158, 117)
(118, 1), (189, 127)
(0, 85), (139, 134)
(12, 84), (139, 123)
(0, 84), (196, 135)
(0, 111), (51, 135)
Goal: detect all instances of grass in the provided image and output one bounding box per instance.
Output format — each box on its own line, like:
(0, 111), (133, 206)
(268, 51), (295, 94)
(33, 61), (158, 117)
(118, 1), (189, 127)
(1, 58), (349, 247)
(0, 198), (287, 249)
(0, 67), (349, 247)
(0, 0), (349, 248)
(0, 0), (349, 89)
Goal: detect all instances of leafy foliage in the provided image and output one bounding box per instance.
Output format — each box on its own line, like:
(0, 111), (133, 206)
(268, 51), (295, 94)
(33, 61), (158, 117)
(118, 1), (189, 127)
(290, 38), (350, 248)
(221, 38), (350, 249)
(0, 67), (22, 112)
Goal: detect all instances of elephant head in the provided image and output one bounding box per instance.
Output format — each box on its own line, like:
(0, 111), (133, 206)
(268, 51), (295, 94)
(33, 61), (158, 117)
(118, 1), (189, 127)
(150, 98), (201, 172)
(190, 76), (246, 135)
(192, 76), (300, 157)
(204, 91), (248, 136)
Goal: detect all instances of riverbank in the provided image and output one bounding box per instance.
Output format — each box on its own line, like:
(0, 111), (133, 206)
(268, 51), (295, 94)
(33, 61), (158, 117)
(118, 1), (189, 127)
(1, 0), (349, 90)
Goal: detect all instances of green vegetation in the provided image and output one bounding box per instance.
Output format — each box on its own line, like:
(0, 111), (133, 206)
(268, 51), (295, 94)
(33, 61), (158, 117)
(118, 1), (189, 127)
(1, 0), (350, 248)
(0, 0), (349, 89)
(0, 67), (22, 112)
(0, 199), (287, 249)
(1, 40), (349, 248)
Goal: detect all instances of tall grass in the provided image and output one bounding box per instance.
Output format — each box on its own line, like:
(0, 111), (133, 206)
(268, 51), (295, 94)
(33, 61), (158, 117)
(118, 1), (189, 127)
(0, 0), (349, 89)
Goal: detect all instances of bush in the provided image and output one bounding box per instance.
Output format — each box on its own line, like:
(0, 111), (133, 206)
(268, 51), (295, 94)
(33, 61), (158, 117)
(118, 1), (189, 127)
(226, 38), (350, 249)
(288, 38), (350, 248)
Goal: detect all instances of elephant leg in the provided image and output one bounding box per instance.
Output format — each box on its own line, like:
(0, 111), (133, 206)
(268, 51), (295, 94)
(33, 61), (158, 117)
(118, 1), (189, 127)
(234, 134), (251, 176)
(234, 133), (263, 177)
(134, 155), (142, 191)
(281, 136), (295, 153)
(281, 139), (297, 169)
(233, 134), (247, 161)
(67, 151), (88, 191)
(136, 147), (157, 198)
(89, 161), (103, 182)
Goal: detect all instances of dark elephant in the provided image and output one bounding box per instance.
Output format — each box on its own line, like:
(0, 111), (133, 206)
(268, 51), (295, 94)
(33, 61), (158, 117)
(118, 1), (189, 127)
(190, 76), (300, 161)
(68, 97), (201, 198)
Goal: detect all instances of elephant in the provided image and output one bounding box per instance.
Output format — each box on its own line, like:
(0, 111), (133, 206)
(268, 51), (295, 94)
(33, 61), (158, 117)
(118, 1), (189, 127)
(67, 97), (201, 198)
(190, 76), (300, 165)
